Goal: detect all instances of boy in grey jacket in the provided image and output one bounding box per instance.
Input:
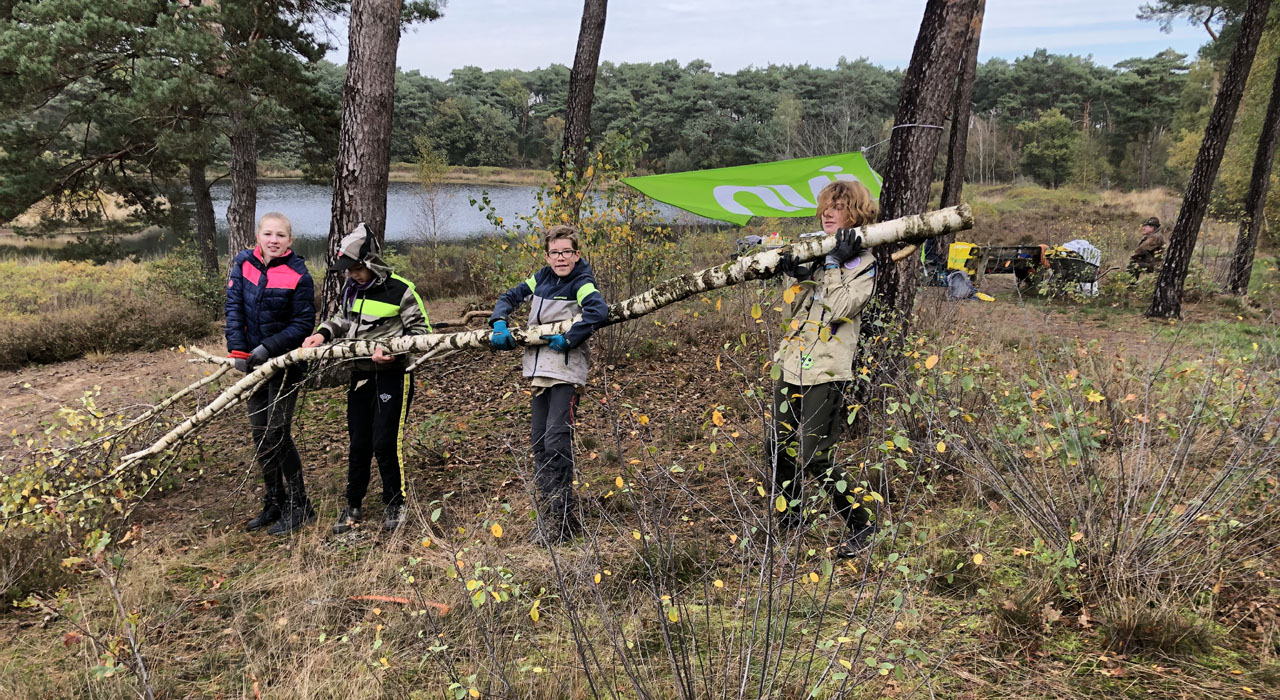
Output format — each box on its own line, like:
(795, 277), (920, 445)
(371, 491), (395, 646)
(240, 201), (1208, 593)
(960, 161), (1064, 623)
(489, 224), (609, 544)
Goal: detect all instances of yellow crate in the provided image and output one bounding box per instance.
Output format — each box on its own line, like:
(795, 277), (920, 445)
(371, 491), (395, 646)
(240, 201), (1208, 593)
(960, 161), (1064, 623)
(947, 241), (979, 275)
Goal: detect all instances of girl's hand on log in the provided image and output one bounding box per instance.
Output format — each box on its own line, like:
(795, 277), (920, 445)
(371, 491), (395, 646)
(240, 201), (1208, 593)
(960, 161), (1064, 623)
(372, 347), (395, 364)
(302, 333), (325, 348)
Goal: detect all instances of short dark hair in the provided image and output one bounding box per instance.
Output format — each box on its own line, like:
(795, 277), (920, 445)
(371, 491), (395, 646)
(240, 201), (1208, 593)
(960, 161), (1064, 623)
(1143, 217), (1160, 230)
(544, 224), (580, 251)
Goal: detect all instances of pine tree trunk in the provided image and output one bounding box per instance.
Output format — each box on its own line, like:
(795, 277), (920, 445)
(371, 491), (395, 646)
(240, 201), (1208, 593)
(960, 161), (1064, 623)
(1227, 51), (1280, 296)
(1147, 0), (1269, 318)
(1140, 133), (1151, 189)
(186, 162), (220, 279)
(933, 0), (985, 265)
(873, 0), (973, 318)
(227, 108), (258, 262)
(559, 0), (608, 177)
(323, 0), (403, 315)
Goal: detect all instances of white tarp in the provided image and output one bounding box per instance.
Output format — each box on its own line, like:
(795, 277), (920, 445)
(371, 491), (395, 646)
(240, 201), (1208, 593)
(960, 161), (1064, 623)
(1061, 239), (1101, 297)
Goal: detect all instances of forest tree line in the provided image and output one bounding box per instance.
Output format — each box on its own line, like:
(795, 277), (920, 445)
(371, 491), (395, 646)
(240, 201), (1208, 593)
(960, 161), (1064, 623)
(2, 0), (1278, 238)
(259, 37), (1280, 218)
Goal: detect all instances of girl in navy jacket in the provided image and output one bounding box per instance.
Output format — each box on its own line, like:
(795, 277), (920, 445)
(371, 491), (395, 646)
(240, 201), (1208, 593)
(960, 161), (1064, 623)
(225, 213), (316, 536)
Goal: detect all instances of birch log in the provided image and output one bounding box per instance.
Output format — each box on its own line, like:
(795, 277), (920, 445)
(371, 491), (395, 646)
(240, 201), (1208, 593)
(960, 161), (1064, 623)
(120, 204), (973, 467)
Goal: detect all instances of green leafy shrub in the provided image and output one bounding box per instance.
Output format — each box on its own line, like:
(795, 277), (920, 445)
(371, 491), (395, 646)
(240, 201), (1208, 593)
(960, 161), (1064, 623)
(144, 245), (225, 316)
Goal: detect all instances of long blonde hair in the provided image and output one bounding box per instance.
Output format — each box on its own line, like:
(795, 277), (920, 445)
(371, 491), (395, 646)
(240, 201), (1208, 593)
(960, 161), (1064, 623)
(816, 181), (878, 228)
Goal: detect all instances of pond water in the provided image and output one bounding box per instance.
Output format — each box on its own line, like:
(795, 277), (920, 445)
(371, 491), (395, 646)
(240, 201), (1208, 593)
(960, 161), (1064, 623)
(2, 179), (722, 260)
(209, 179), (541, 242)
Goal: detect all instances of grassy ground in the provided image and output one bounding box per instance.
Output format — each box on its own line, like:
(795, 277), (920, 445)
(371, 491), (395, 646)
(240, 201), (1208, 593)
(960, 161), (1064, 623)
(1, 184), (1277, 699)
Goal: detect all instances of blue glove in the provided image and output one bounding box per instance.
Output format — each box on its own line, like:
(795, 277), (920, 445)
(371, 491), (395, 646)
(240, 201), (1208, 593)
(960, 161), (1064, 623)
(247, 344), (270, 370)
(490, 320), (517, 350)
(541, 334), (570, 353)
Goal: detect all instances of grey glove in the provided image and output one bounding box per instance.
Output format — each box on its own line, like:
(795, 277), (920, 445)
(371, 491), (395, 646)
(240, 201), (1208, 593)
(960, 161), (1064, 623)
(234, 358), (250, 373)
(247, 344), (270, 370)
(831, 228), (863, 264)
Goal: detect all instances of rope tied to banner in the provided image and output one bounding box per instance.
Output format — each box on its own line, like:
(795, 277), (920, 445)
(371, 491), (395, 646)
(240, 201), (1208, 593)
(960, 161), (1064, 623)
(860, 123), (946, 155)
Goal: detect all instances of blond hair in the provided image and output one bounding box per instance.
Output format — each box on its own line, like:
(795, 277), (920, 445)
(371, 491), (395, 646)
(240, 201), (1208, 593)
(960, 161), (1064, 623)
(257, 212), (293, 239)
(544, 224), (580, 251)
(816, 181), (878, 229)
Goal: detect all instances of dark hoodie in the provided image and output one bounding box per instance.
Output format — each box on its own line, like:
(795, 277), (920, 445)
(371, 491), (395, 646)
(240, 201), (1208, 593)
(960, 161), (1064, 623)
(317, 249), (431, 371)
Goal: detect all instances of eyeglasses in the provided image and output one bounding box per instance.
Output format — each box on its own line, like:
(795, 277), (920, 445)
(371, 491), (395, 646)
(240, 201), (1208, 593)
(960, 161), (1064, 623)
(546, 249), (578, 258)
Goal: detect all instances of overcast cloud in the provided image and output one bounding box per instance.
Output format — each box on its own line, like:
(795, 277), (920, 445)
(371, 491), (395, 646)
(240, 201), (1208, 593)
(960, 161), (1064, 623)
(325, 0), (1211, 78)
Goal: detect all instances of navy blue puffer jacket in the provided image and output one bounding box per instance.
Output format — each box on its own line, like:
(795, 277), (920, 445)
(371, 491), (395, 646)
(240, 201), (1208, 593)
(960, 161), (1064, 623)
(225, 248), (316, 357)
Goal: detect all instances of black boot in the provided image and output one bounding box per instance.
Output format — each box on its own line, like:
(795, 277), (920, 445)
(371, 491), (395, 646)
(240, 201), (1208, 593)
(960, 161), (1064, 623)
(383, 504), (404, 532)
(532, 509), (580, 547)
(268, 500), (315, 536)
(835, 524), (875, 558)
(268, 475), (315, 536)
(333, 506), (363, 534)
(245, 499), (281, 533)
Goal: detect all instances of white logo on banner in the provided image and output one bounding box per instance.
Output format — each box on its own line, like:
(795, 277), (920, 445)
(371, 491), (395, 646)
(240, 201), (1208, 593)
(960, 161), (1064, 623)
(712, 166), (871, 216)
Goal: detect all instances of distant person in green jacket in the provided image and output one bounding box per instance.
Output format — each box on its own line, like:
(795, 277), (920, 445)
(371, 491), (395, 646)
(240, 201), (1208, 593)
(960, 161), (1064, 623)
(770, 180), (881, 558)
(302, 223), (431, 534)
(1128, 216), (1164, 278)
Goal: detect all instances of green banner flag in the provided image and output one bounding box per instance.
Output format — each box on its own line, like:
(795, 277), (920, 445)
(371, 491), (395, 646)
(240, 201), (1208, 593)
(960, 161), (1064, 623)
(623, 152), (881, 226)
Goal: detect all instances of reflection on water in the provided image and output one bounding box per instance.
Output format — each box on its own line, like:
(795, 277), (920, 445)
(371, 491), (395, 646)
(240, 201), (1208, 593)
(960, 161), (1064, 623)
(210, 180), (539, 241)
(3, 179), (721, 260)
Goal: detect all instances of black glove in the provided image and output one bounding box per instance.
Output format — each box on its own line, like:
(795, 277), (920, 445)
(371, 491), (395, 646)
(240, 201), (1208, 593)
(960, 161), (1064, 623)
(832, 228), (864, 264)
(247, 344), (270, 370)
(776, 252), (814, 281)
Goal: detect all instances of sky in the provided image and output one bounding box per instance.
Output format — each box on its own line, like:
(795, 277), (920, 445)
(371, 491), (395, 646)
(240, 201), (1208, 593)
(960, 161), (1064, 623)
(323, 0), (1213, 78)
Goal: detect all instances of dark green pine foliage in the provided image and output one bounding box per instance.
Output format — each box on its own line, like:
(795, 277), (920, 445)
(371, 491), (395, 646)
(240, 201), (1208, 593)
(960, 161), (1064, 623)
(0, 0), (340, 269)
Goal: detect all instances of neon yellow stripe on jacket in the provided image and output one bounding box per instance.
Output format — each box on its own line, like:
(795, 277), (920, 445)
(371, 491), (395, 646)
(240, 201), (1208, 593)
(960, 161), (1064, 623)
(576, 282), (598, 306)
(351, 298), (400, 317)
(525, 276), (537, 294)
(392, 273), (431, 331)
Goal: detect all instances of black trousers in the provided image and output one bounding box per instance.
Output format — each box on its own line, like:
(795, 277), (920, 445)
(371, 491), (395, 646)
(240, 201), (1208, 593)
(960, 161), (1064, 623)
(530, 384), (579, 531)
(346, 368), (414, 509)
(770, 381), (880, 529)
(246, 364), (307, 506)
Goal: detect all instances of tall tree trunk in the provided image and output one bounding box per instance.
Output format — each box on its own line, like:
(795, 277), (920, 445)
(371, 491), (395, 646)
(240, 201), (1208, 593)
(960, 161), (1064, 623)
(1140, 132), (1152, 189)
(1147, 0), (1269, 318)
(872, 0), (973, 318)
(187, 162), (220, 279)
(559, 0), (607, 179)
(1227, 50), (1280, 296)
(854, 0), (971, 435)
(227, 108), (258, 262)
(932, 0), (985, 266)
(323, 0), (403, 315)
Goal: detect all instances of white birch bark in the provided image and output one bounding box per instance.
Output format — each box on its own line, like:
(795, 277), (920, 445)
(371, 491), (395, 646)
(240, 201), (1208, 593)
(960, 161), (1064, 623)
(121, 204), (973, 466)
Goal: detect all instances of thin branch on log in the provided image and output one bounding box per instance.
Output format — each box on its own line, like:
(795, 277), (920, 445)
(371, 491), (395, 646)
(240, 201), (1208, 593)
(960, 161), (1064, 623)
(429, 310), (491, 329)
(119, 204), (974, 467)
(187, 346), (233, 366)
